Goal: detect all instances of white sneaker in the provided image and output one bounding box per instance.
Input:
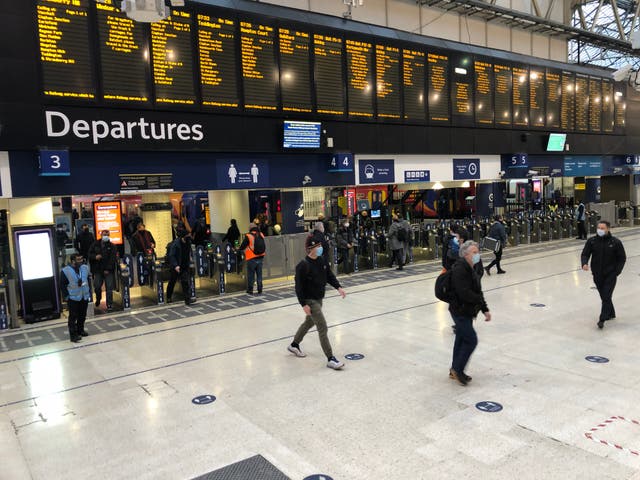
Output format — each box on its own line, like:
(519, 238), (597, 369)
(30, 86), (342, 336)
(287, 344), (306, 357)
(327, 357), (345, 370)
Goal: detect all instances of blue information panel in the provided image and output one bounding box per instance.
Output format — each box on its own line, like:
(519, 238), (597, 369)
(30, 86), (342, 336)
(508, 153), (528, 168)
(404, 170), (430, 183)
(283, 121), (321, 148)
(358, 159), (395, 184)
(216, 160), (269, 189)
(329, 153), (354, 172)
(453, 158), (480, 180)
(39, 149), (70, 176)
(563, 157), (602, 176)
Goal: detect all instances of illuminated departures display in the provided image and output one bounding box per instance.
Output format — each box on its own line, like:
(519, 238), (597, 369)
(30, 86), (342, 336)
(402, 49), (425, 121)
(279, 28), (312, 113)
(346, 39), (374, 118)
(240, 21), (277, 110)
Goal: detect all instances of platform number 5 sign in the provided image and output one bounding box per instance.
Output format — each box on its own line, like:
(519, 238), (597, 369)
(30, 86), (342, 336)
(39, 149), (70, 176)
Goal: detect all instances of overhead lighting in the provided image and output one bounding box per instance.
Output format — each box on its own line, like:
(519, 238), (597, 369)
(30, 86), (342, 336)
(432, 181), (444, 190)
(461, 181), (470, 188)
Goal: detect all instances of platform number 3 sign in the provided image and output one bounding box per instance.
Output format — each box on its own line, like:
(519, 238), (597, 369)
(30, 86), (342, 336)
(39, 149), (71, 176)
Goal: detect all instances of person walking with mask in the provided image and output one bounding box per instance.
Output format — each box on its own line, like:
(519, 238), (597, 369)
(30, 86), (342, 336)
(74, 223), (94, 260)
(581, 220), (626, 329)
(166, 229), (195, 305)
(336, 219), (353, 274)
(484, 215), (507, 275)
(448, 240), (491, 385)
(387, 213), (405, 271)
(575, 201), (587, 240)
(60, 253), (91, 342)
(88, 230), (117, 311)
(287, 235), (347, 370)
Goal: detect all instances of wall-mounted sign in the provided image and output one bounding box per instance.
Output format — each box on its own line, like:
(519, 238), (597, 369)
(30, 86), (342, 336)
(329, 153), (354, 172)
(404, 170), (430, 183)
(358, 159), (395, 184)
(119, 173), (173, 193)
(453, 158), (480, 180)
(39, 149), (70, 176)
(508, 153), (528, 167)
(92, 201), (123, 245)
(564, 157), (602, 176)
(216, 160), (269, 189)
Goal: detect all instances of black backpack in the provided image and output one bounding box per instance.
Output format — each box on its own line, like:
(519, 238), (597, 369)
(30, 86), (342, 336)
(396, 225), (407, 242)
(164, 240), (176, 264)
(250, 233), (266, 255)
(434, 269), (455, 303)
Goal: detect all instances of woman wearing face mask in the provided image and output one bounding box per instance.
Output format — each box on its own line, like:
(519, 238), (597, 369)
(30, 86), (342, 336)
(447, 240), (492, 386)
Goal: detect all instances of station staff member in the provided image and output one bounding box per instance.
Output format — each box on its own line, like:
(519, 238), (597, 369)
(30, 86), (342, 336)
(60, 253), (91, 343)
(239, 224), (266, 295)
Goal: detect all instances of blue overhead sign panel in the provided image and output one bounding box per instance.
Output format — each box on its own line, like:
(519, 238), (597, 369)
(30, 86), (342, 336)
(216, 159), (269, 189)
(283, 121), (321, 148)
(358, 159), (395, 184)
(563, 157), (602, 176)
(39, 149), (70, 176)
(453, 158), (480, 180)
(329, 153), (354, 172)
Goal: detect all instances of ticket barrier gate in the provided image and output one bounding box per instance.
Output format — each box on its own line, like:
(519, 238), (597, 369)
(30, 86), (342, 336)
(507, 220), (519, 246)
(221, 243), (246, 293)
(472, 224), (482, 243)
(561, 213), (572, 238)
(358, 231), (379, 270)
(194, 244), (225, 296)
(552, 215), (563, 239)
(154, 261), (196, 304)
(540, 216), (551, 242)
(587, 211), (600, 234)
(518, 218), (529, 245)
(112, 256), (132, 312)
(135, 252), (165, 305)
(530, 217), (541, 243)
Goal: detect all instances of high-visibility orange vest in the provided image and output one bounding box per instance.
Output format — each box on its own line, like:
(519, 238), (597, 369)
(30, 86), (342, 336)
(244, 232), (265, 260)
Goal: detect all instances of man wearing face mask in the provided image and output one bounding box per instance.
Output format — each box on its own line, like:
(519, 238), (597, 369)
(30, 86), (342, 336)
(60, 253), (91, 342)
(448, 240), (491, 386)
(74, 223), (94, 260)
(287, 235), (347, 370)
(166, 229), (195, 305)
(88, 230), (117, 311)
(336, 219), (353, 274)
(581, 220), (626, 329)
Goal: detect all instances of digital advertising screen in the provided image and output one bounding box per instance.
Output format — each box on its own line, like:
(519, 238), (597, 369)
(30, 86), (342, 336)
(16, 231), (54, 281)
(547, 133), (566, 152)
(93, 201), (123, 244)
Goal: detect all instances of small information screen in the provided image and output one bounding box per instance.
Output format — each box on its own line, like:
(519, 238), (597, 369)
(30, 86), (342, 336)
(279, 28), (312, 113)
(561, 71), (575, 131)
(575, 74), (589, 132)
(474, 59), (494, 126)
(529, 68), (545, 127)
(402, 49), (425, 122)
(375, 44), (401, 119)
(96, 0), (149, 103)
(197, 14), (239, 108)
(545, 69), (561, 129)
(512, 66), (529, 127)
(346, 39), (374, 118)
(428, 52), (449, 123)
(589, 77), (602, 132)
(151, 10), (196, 105)
(283, 121), (321, 148)
(314, 34), (345, 115)
(240, 21), (278, 111)
(37, 0), (95, 99)
(494, 63), (512, 126)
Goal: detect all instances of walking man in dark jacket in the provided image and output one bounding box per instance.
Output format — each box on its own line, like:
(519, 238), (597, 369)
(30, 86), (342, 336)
(166, 229), (195, 305)
(88, 230), (117, 311)
(449, 240), (491, 385)
(581, 220), (626, 329)
(74, 223), (94, 260)
(576, 201), (587, 240)
(485, 215), (507, 275)
(287, 235), (347, 370)
(336, 219), (353, 274)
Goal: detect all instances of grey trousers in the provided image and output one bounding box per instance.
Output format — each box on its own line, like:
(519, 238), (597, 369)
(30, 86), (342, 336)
(293, 299), (333, 359)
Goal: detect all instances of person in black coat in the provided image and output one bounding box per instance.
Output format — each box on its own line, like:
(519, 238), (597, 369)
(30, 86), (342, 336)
(222, 219), (241, 246)
(88, 230), (117, 311)
(336, 219), (354, 274)
(310, 221), (330, 267)
(485, 215), (507, 275)
(166, 229), (194, 305)
(581, 220), (626, 329)
(448, 240), (491, 386)
(74, 224), (94, 260)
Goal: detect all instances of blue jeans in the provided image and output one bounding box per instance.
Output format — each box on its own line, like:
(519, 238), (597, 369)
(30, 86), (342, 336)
(451, 313), (478, 374)
(246, 257), (263, 293)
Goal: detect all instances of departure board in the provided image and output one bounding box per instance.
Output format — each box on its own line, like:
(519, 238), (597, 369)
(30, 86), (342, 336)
(428, 52), (449, 123)
(313, 34), (344, 115)
(561, 71), (575, 131)
(589, 77), (602, 132)
(279, 28), (312, 113)
(512, 66), (529, 127)
(614, 86), (626, 129)
(346, 40), (374, 118)
(240, 21), (277, 110)
(529, 68), (545, 127)
(601, 79), (614, 133)
(494, 63), (512, 126)
(474, 59), (493, 126)
(575, 74), (589, 132)
(151, 10), (196, 105)
(402, 49), (425, 121)
(376, 45), (401, 119)
(96, 0), (149, 102)
(545, 69), (561, 129)
(197, 15), (239, 108)
(37, 0), (95, 99)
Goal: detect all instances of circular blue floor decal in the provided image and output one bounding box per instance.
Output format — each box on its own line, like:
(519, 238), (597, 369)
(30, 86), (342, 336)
(345, 353), (365, 360)
(304, 476), (334, 480)
(585, 356), (609, 363)
(475, 401), (503, 413)
(192, 394), (216, 405)
(530, 303), (546, 307)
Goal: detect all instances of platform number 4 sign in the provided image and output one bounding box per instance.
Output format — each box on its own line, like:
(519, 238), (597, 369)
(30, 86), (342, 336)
(329, 154), (354, 172)
(39, 149), (71, 176)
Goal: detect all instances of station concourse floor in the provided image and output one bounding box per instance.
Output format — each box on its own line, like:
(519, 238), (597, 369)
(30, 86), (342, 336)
(2, 228), (640, 480)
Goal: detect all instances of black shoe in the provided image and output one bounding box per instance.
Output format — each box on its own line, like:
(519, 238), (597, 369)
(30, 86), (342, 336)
(484, 267), (491, 276)
(166, 297), (173, 304)
(106, 306), (113, 312)
(597, 320), (605, 329)
(80, 331), (89, 337)
(70, 337), (81, 343)
(257, 290), (262, 294)
(449, 368), (467, 386)
(396, 267), (403, 271)
(246, 291), (253, 295)
(497, 270), (506, 274)
(608, 315), (616, 320)
(94, 300), (100, 307)
(185, 299), (195, 305)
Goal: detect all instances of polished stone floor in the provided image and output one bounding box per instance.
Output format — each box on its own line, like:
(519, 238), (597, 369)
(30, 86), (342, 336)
(1, 229), (640, 480)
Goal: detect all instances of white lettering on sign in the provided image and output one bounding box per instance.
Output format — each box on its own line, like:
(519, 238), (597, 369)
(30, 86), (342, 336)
(45, 111), (204, 145)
